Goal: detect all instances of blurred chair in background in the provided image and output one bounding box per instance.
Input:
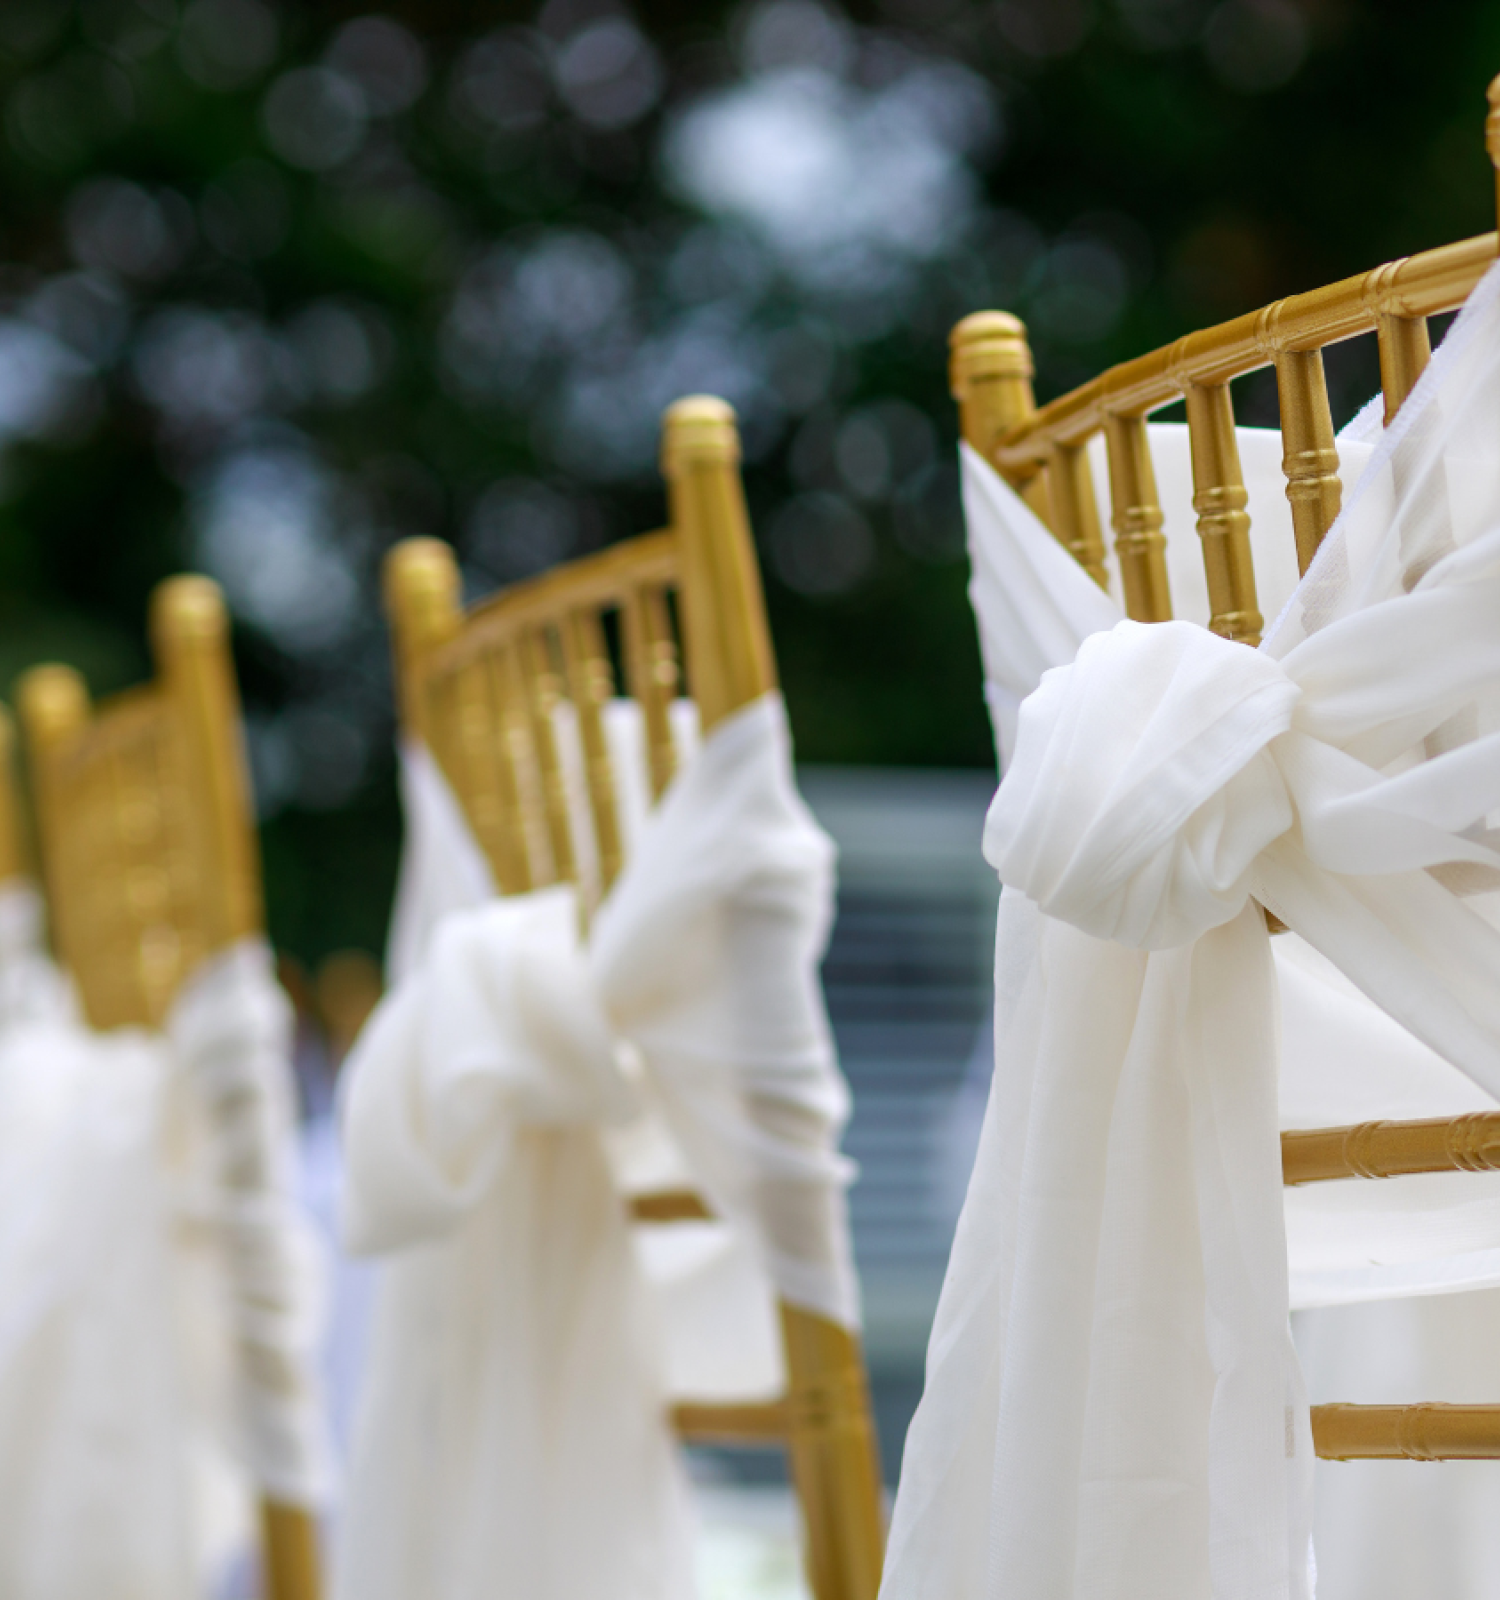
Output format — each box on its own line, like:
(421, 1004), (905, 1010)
(314, 953), (382, 1070)
(336, 395), (883, 1600)
(294, 950), (382, 1463)
(16, 577), (329, 1600)
(881, 72), (1500, 1600)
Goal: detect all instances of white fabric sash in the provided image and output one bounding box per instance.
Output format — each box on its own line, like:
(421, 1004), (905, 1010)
(0, 920), (329, 1600)
(965, 403), (1500, 1306)
(334, 691), (856, 1600)
(881, 264), (1500, 1600)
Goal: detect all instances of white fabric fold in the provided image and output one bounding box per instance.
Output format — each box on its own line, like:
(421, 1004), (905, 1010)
(169, 940), (332, 1508)
(0, 919), (329, 1600)
(335, 691), (856, 1600)
(882, 263), (1500, 1600)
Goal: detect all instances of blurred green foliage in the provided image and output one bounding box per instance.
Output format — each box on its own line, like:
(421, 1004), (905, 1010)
(0, 0), (1496, 961)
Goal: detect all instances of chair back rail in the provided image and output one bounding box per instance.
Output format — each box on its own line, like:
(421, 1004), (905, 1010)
(385, 396), (884, 1600)
(15, 577), (320, 1600)
(953, 220), (1500, 630)
(952, 74), (1500, 1466)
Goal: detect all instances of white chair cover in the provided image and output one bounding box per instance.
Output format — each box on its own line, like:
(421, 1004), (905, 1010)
(881, 260), (1500, 1600)
(334, 691), (858, 1600)
(0, 900), (329, 1600)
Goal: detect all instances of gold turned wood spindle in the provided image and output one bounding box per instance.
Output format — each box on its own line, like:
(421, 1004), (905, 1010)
(1103, 414), (1172, 621)
(559, 607), (625, 894)
(1046, 441), (1110, 589)
(1375, 313), (1432, 426)
(948, 311), (1054, 528)
(498, 640), (554, 887)
(480, 648), (535, 894)
(661, 396), (776, 731)
(455, 653), (528, 894)
(1273, 348), (1342, 575)
(16, 664), (90, 978)
(111, 727), (171, 1027)
(620, 584), (680, 800)
(1182, 381), (1263, 645)
(520, 625), (579, 888)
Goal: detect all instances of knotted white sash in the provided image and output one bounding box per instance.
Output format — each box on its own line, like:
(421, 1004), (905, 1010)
(0, 914), (327, 1599)
(334, 692), (857, 1600)
(881, 263), (1500, 1600)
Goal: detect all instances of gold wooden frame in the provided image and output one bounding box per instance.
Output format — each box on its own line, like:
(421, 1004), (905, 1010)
(953, 76), (1500, 1465)
(16, 577), (321, 1600)
(384, 396), (885, 1600)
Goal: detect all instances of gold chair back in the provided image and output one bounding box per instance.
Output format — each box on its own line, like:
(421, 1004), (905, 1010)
(15, 576), (320, 1600)
(385, 396), (886, 1600)
(953, 76), (1500, 637)
(951, 76), (1500, 1466)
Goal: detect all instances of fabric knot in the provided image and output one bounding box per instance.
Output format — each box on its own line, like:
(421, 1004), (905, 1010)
(341, 884), (636, 1254)
(984, 619), (1301, 949)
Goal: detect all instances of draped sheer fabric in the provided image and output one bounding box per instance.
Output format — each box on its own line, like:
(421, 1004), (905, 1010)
(880, 261), (1500, 1600)
(963, 406), (1500, 1305)
(334, 692), (857, 1600)
(0, 903), (329, 1600)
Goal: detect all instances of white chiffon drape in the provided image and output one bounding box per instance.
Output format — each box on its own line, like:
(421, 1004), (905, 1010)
(0, 893), (329, 1600)
(881, 261), (1500, 1600)
(334, 692), (858, 1600)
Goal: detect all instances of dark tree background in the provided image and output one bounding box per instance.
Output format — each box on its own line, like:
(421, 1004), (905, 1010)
(0, 0), (1496, 962)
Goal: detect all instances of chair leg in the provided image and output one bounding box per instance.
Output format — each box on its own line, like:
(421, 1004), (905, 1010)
(781, 1304), (887, 1600)
(260, 1497), (321, 1600)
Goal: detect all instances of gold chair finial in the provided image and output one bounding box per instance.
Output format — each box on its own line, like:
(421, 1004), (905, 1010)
(949, 311), (1054, 527)
(661, 395), (740, 476)
(384, 538), (461, 742)
(16, 663), (90, 748)
(384, 536), (460, 616)
(152, 573), (228, 646)
(948, 310), (1034, 398)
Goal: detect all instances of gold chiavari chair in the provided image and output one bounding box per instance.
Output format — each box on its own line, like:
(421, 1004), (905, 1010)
(14, 577), (321, 1600)
(949, 75), (1500, 1466)
(383, 395), (886, 1600)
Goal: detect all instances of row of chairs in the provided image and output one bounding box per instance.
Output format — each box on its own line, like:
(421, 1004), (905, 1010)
(5, 60), (1499, 1600)
(0, 399), (886, 1600)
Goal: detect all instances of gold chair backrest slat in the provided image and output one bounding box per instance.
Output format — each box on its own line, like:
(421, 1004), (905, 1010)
(17, 576), (261, 1030)
(1102, 412), (1172, 619)
(952, 77), (1500, 630)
